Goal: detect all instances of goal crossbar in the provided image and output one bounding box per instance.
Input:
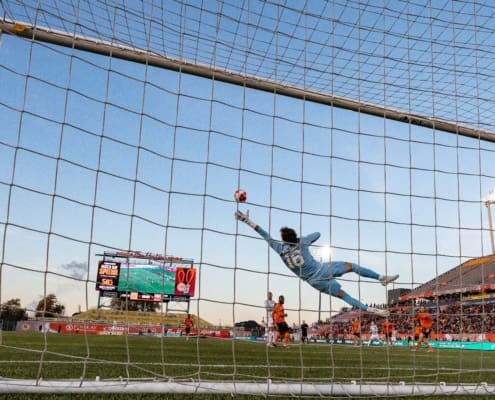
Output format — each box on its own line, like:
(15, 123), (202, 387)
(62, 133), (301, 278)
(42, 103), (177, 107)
(1, 18), (494, 143)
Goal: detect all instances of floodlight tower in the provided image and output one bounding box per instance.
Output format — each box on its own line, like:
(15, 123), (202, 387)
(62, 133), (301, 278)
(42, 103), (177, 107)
(484, 190), (495, 254)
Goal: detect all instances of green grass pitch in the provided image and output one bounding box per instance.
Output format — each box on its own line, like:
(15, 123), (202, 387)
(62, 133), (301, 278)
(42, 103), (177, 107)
(0, 332), (493, 399)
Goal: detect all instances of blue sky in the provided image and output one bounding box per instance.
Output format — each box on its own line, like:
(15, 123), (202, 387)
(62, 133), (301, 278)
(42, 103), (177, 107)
(2, 0), (495, 326)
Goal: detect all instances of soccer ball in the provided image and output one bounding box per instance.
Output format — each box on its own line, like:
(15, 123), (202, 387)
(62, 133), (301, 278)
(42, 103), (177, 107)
(234, 189), (247, 202)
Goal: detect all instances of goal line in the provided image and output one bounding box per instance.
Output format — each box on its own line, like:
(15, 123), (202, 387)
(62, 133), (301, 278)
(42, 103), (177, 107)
(0, 379), (493, 397)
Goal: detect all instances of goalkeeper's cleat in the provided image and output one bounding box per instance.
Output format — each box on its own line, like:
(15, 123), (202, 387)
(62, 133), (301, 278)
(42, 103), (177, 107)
(379, 274), (399, 286)
(267, 342), (277, 348)
(367, 307), (390, 318)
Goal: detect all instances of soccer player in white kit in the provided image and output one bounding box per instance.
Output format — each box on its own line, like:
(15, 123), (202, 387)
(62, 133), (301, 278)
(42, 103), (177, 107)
(264, 291), (275, 346)
(368, 321), (380, 346)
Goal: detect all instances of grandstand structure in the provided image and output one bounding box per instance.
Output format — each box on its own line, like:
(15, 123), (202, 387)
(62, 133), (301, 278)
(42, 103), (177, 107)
(3, 0), (495, 398)
(326, 255), (495, 346)
(399, 255), (495, 303)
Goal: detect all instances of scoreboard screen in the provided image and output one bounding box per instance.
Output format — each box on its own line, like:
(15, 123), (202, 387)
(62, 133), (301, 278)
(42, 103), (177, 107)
(96, 260), (120, 291)
(96, 256), (196, 301)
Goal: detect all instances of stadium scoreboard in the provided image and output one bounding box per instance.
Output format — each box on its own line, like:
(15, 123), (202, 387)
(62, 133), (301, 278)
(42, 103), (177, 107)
(96, 251), (196, 302)
(96, 260), (120, 292)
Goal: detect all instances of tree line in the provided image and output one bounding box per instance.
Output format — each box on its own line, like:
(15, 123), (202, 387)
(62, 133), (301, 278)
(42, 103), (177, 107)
(0, 294), (67, 330)
(1, 295), (161, 330)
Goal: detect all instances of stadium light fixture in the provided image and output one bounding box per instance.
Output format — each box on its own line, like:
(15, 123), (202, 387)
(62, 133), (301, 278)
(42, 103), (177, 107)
(317, 245), (332, 322)
(483, 190), (495, 254)
(318, 245), (332, 262)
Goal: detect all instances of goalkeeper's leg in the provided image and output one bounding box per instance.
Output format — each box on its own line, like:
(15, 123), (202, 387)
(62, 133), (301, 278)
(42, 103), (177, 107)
(329, 278), (390, 317)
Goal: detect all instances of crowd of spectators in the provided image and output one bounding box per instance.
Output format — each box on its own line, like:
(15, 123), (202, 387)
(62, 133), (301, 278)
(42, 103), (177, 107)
(307, 299), (495, 342)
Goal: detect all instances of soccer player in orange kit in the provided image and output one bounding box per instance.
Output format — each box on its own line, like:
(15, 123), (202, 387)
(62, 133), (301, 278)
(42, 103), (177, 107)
(351, 318), (362, 346)
(270, 295), (290, 348)
(411, 305), (434, 352)
(382, 319), (394, 346)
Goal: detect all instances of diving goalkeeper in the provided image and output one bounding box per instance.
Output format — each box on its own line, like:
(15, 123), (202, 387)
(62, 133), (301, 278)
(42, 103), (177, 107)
(235, 210), (398, 317)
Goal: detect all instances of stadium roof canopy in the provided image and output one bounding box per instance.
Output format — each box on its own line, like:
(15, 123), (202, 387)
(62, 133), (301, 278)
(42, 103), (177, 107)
(400, 255), (495, 301)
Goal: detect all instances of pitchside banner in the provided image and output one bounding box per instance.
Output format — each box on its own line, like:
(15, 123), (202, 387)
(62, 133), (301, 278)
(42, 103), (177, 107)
(17, 320), (231, 338)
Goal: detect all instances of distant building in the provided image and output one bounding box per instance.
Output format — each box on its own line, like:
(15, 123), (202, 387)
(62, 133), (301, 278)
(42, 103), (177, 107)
(235, 320), (261, 330)
(234, 320), (263, 337)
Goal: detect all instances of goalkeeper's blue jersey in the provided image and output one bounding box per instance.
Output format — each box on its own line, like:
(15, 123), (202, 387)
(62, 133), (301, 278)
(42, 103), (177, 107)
(254, 225), (380, 295)
(256, 226), (327, 284)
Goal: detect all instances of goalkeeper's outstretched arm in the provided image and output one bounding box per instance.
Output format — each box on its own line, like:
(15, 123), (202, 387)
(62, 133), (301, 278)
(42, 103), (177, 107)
(234, 210), (258, 230)
(234, 210), (280, 251)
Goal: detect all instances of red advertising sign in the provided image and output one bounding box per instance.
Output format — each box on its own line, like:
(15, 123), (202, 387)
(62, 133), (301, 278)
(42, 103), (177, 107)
(174, 268), (196, 296)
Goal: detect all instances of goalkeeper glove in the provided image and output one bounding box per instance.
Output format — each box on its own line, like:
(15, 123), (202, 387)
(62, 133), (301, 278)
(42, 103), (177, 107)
(235, 210), (257, 229)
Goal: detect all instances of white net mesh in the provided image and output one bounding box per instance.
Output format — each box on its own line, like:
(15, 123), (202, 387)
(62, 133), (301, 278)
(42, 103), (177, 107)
(1, 0), (495, 397)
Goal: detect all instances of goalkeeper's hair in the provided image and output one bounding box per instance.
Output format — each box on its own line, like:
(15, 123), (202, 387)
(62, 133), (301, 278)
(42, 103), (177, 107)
(280, 227), (298, 244)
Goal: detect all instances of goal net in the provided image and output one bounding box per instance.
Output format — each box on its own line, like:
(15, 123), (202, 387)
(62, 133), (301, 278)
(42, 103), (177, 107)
(1, 0), (495, 397)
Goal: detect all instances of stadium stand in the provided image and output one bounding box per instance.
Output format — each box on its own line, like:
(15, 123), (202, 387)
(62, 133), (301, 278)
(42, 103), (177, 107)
(322, 255), (495, 342)
(399, 255), (495, 302)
